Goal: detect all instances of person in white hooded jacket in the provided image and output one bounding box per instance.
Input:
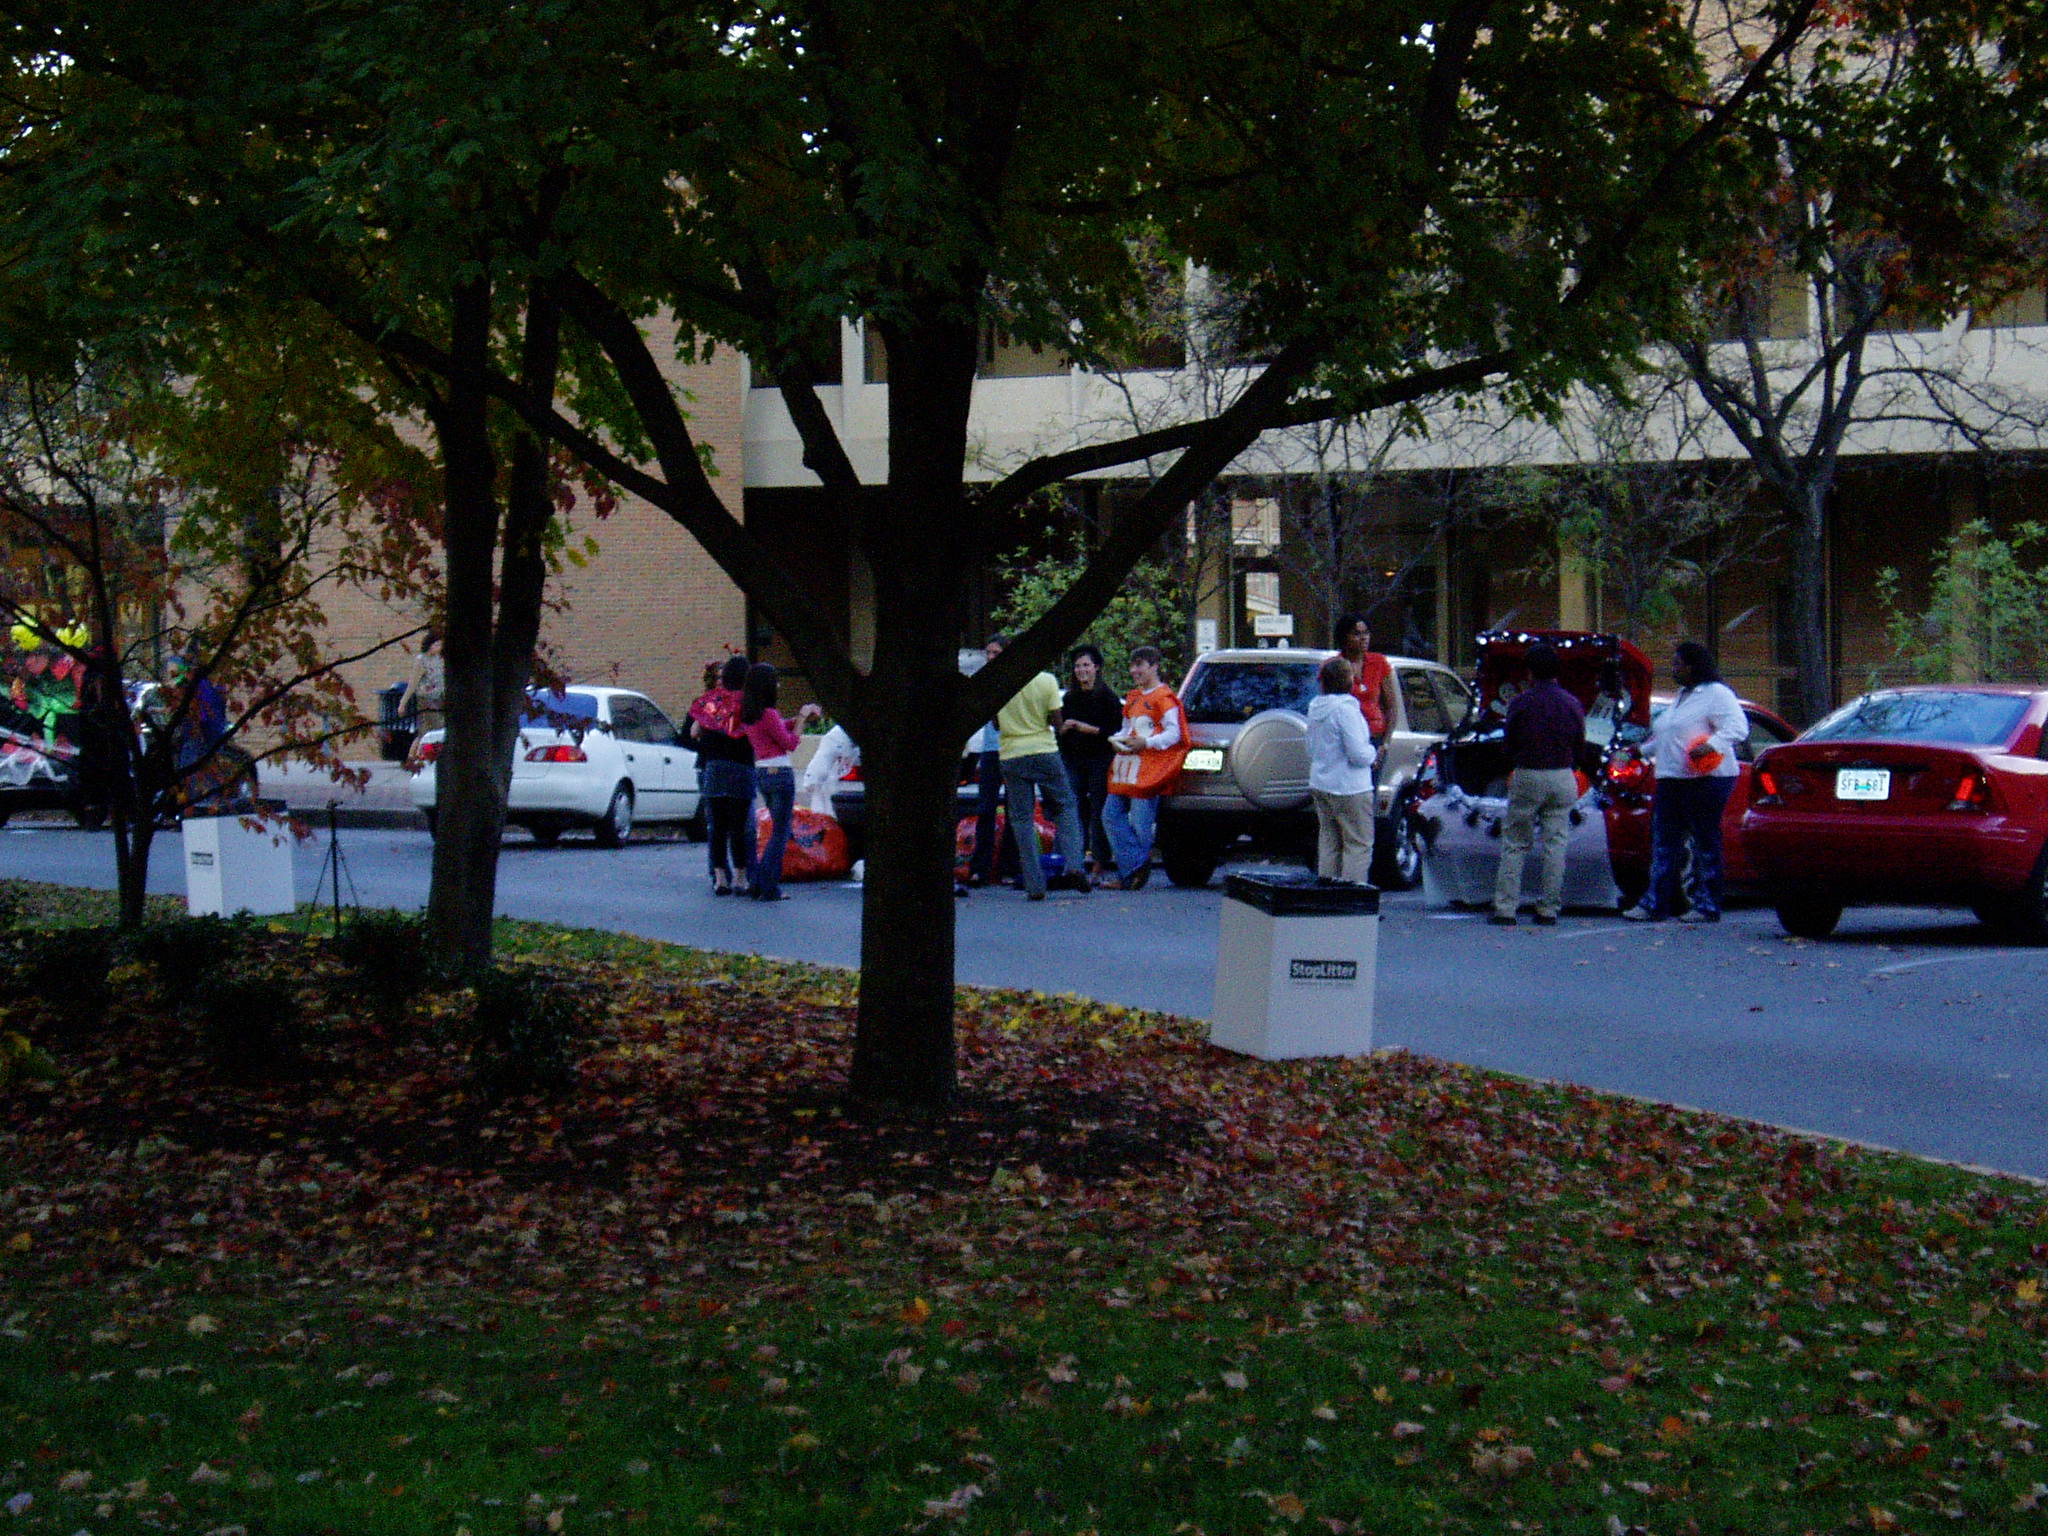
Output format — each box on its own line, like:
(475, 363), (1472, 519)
(1306, 655), (1379, 882)
(1624, 640), (1749, 923)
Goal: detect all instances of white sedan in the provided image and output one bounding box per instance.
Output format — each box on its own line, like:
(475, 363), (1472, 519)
(407, 686), (702, 846)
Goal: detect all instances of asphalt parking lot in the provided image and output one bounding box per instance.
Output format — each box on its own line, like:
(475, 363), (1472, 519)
(7, 820), (2048, 1180)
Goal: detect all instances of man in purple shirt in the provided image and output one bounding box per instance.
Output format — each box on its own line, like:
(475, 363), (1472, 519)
(1491, 643), (1587, 927)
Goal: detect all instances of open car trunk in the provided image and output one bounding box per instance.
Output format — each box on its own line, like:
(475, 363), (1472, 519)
(1437, 630), (1652, 787)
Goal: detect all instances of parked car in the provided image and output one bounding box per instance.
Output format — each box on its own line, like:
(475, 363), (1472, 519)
(407, 686), (703, 845)
(1404, 631), (1794, 911)
(1406, 631), (1648, 908)
(1741, 684), (2048, 938)
(1409, 630), (1794, 909)
(828, 749), (984, 861)
(1153, 647), (1474, 889)
(0, 695), (95, 829)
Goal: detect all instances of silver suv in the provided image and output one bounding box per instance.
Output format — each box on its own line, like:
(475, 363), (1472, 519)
(1155, 647), (1472, 888)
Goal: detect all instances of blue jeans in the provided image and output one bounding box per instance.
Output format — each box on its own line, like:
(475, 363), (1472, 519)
(749, 767), (795, 897)
(1064, 753), (1113, 867)
(1646, 775), (1735, 917)
(1000, 751), (1085, 896)
(1104, 792), (1159, 881)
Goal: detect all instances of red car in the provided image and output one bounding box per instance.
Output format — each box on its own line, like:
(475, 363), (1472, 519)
(1741, 685), (2048, 939)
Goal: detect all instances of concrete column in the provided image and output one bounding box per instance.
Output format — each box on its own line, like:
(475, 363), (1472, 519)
(1557, 543), (1592, 630)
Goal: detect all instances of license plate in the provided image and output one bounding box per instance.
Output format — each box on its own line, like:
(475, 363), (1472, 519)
(1183, 748), (1225, 775)
(1836, 767), (1892, 801)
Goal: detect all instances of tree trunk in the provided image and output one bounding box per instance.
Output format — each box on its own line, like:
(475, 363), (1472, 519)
(424, 280), (508, 968)
(849, 696), (967, 1110)
(845, 312), (982, 1113)
(1784, 476), (1833, 726)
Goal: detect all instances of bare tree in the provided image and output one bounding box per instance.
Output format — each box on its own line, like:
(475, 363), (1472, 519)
(1672, 17), (2048, 721)
(0, 361), (437, 926)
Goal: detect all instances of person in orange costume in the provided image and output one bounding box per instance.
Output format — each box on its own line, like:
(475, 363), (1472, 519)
(1101, 646), (1187, 890)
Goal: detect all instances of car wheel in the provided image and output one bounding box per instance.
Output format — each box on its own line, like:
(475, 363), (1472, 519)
(527, 822), (563, 848)
(1160, 837), (1221, 889)
(72, 800), (108, 832)
(592, 783), (634, 848)
(1372, 796), (1423, 891)
(1978, 847), (2048, 942)
(682, 807), (707, 842)
(422, 809), (437, 841)
(1774, 891), (1843, 940)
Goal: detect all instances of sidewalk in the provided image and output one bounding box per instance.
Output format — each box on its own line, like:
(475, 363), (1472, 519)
(264, 758), (420, 829)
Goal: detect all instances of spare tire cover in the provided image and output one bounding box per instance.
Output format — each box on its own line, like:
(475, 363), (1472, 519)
(1228, 708), (1312, 811)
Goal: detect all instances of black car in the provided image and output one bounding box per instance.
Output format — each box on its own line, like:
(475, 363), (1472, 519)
(0, 696), (100, 829)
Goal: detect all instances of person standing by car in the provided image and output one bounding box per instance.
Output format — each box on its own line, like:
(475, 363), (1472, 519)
(1057, 644), (1121, 875)
(737, 663), (821, 902)
(1623, 640), (1749, 924)
(1489, 642), (1586, 927)
(995, 658), (1091, 900)
(1104, 646), (1188, 890)
(1334, 613), (1399, 747)
(689, 655), (755, 895)
(1307, 655), (1378, 881)
(397, 631), (445, 736)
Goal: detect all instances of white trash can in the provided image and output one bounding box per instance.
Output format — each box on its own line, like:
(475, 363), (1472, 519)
(1210, 873), (1379, 1060)
(182, 812), (297, 918)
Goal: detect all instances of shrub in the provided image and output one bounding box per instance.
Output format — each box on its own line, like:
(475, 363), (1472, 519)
(328, 909), (430, 1019)
(129, 914), (258, 1006)
(0, 927), (117, 1034)
(189, 970), (304, 1080)
(0, 1025), (57, 1092)
(469, 966), (582, 1095)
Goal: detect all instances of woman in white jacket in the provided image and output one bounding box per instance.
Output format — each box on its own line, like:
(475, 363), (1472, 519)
(1624, 641), (1749, 924)
(1306, 655), (1379, 882)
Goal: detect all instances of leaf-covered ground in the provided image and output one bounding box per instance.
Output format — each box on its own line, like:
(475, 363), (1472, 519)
(3, 879), (2047, 1534)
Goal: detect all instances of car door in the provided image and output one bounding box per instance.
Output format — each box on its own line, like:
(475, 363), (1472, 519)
(1383, 664), (1455, 810)
(606, 697), (672, 816)
(637, 697), (692, 821)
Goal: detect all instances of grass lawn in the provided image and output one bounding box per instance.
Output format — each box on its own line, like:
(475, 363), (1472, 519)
(1, 878), (2045, 1535)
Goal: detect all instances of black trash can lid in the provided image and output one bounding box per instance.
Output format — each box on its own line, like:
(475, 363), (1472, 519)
(1223, 872), (1380, 917)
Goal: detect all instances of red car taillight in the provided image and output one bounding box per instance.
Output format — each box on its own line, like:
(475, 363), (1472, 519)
(1752, 763), (1781, 803)
(1411, 751), (1441, 803)
(840, 764), (862, 782)
(1948, 765), (1992, 811)
(406, 740), (441, 771)
(1605, 754), (1651, 795)
(525, 743), (588, 764)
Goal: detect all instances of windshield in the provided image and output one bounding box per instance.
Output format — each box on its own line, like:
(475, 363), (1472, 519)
(520, 691), (602, 731)
(1803, 691), (2031, 748)
(1181, 661), (1319, 724)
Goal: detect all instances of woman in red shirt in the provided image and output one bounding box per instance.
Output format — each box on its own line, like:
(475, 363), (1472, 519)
(1334, 613), (1398, 743)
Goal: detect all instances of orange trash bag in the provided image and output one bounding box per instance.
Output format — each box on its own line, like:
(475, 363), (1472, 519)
(755, 806), (853, 880)
(952, 808), (1058, 881)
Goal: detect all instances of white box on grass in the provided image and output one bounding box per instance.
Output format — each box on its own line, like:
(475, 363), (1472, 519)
(1210, 873), (1378, 1060)
(182, 813), (296, 918)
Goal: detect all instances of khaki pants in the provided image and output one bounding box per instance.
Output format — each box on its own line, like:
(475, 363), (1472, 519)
(1311, 788), (1376, 882)
(1492, 767), (1578, 918)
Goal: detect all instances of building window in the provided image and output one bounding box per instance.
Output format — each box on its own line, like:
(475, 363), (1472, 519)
(1972, 284), (2048, 329)
(1705, 272), (1808, 341)
(977, 323), (1068, 379)
(1232, 497), (1280, 555)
